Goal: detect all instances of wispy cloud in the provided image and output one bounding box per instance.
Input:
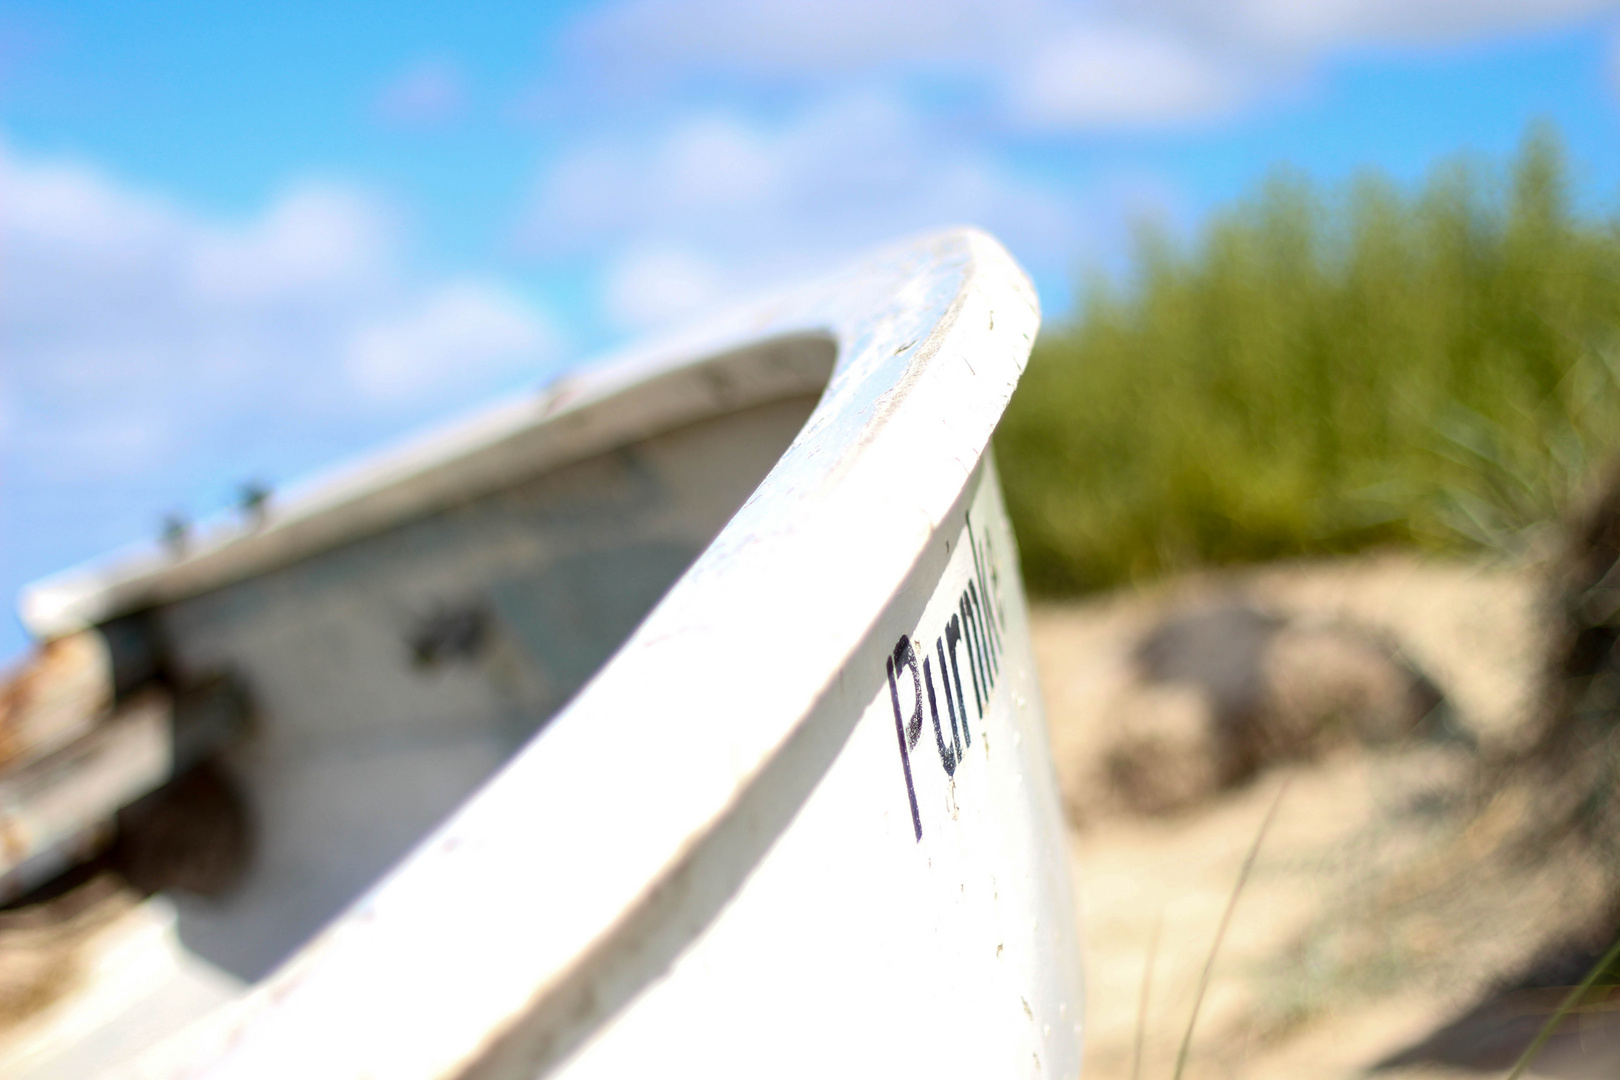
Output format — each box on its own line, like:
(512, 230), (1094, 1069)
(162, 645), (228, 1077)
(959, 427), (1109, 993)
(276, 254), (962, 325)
(0, 138), (559, 488)
(558, 0), (1619, 127)
(1010, 24), (1250, 128)
(519, 94), (1090, 329)
(347, 282), (558, 402)
(374, 59), (467, 128)
(599, 247), (730, 331)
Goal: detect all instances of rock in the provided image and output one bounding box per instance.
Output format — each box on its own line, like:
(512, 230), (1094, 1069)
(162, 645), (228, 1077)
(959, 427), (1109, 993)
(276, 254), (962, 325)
(1098, 599), (1443, 815)
(1101, 683), (1224, 815)
(1128, 601), (1284, 796)
(1264, 622), (1441, 751)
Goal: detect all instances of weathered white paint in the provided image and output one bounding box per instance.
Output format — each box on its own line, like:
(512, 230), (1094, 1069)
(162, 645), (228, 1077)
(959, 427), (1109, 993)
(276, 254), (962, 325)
(546, 465), (1081, 1080)
(155, 394), (826, 981)
(9, 228), (1081, 1079)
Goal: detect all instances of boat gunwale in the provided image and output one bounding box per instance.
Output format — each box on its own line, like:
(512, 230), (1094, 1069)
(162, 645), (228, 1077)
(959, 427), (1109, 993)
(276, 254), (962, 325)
(19, 328), (837, 640)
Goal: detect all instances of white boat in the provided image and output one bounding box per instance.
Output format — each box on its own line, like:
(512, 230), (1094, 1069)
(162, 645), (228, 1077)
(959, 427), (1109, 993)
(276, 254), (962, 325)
(0, 229), (1083, 1079)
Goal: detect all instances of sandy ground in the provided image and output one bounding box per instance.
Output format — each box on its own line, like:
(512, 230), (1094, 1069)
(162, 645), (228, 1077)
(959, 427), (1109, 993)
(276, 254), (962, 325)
(1033, 552), (1620, 1080)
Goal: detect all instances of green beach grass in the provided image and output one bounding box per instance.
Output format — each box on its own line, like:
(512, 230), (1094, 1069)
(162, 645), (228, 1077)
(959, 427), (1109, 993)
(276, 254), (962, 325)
(996, 125), (1620, 595)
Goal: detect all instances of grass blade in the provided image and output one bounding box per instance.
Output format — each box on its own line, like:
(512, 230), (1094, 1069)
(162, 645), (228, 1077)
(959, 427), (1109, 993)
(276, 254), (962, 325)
(1504, 933), (1620, 1080)
(1132, 911), (1163, 1080)
(1172, 780), (1289, 1080)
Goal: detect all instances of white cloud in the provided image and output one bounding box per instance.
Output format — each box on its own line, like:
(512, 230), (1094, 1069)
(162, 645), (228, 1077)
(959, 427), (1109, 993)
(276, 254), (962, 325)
(566, 0), (1047, 78)
(0, 138), (560, 489)
(602, 247), (730, 330)
(1215, 0), (1617, 50)
(188, 184), (392, 304)
(347, 282), (558, 402)
(374, 59), (466, 128)
(1012, 26), (1251, 128)
(561, 0), (1620, 128)
(521, 95), (1086, 329)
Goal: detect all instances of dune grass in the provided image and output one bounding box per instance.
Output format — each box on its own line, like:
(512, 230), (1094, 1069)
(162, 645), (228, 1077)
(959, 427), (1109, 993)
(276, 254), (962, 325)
(996, 125), (1620, 595)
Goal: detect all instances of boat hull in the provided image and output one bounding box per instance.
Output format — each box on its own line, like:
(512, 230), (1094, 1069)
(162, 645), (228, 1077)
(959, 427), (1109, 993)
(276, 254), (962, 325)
(4, 229), (1083, 1079)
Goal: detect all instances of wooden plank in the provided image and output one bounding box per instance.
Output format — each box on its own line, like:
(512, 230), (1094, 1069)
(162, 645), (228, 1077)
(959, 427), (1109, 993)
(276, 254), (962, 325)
(0, 633), (113, 776)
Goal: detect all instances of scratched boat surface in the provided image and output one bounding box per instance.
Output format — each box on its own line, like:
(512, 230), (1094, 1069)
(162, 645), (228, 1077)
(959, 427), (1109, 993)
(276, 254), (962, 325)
(1, 228), (1083, 1079)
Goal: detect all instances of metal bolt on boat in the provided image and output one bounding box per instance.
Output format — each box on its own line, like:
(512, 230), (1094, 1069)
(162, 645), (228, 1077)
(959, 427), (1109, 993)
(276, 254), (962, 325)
(0, 229), (1083, 1079)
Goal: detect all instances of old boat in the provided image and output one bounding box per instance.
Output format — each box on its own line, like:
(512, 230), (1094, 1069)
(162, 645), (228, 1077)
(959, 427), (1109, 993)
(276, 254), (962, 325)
(0, 229), (1083, 1079)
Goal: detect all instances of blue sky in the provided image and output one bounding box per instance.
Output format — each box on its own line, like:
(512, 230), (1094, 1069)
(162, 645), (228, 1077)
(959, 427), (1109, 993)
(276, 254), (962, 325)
(4, 0), (1620, 660)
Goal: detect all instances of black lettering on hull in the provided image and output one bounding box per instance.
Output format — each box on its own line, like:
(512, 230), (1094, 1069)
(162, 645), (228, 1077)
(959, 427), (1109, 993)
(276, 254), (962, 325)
(889, 505), (1010, 841)
(886, 638), (924, 841)
(924, 651), (959, 777)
